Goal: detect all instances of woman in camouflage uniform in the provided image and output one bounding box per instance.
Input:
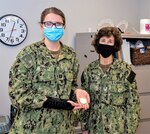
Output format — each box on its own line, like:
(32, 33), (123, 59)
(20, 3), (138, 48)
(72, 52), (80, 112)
(9, 7), (90, 134)
(81, 27), (140, 134)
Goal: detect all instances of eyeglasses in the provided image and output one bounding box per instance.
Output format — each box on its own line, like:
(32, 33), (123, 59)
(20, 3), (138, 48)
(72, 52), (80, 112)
(42, 21), (64, 29)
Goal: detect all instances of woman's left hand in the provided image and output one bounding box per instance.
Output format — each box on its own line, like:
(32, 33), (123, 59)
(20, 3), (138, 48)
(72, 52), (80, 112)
(75, 89), (90, 110)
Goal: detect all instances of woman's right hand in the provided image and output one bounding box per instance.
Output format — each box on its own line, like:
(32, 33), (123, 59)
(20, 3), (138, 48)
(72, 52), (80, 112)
(67, 100), (82, 110)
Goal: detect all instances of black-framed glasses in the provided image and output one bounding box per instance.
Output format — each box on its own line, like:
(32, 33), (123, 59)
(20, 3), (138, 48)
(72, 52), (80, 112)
(42, 21), (64, 29)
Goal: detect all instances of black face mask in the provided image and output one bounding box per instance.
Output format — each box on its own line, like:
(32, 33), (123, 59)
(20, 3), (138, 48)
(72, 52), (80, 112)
(96, 43), (115, 58)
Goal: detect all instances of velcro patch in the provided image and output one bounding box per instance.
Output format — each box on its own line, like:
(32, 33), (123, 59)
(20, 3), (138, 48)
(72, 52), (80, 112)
(127, 71), (136, 83)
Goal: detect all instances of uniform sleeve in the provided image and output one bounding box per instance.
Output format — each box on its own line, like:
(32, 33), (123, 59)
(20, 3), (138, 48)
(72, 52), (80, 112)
(69, 52), (79, 101)
(125, 70), (140, 134)
(72, 53), (79, 90)
(9, 49), (45, 109)
(80, 68), (90, 131)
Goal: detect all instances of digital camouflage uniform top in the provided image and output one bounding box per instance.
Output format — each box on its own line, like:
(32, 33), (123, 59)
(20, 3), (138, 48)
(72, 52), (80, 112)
(9, 40), (79, 134)
(80, 59), (140, 134)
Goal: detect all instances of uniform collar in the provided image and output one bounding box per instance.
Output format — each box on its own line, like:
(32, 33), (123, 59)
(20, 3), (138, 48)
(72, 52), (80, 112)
(38, 40), (73, 60)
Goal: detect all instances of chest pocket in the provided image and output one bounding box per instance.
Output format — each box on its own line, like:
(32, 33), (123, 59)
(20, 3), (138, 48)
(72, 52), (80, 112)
(89, 71), (101, 92)
(32, 66), (56, 97)
(101, 82), (128, 106)
(36, 69), (54, 82)
(53, 70), (73, 86)
(34, 66), (55, 82)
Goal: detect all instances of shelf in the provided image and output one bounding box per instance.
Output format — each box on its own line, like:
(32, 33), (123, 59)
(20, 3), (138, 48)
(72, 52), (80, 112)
(76, 33), (150, 39)
(122, 34), (150, 39)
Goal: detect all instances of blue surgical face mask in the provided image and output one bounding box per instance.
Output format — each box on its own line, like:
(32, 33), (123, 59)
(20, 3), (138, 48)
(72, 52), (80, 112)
(44, 27), (64, 42)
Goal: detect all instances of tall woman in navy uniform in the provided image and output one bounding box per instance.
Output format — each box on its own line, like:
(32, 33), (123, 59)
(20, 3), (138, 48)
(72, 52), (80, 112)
(9, 7), (90, 134)
(81, 27), (140, 134)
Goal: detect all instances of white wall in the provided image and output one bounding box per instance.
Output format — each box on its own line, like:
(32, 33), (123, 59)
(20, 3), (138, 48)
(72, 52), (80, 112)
(139, 0), (150, 20)
(0, 0), (141, 116)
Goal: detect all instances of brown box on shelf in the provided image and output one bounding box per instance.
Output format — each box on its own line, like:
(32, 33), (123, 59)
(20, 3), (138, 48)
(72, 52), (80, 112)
(130, 46), (150, 65)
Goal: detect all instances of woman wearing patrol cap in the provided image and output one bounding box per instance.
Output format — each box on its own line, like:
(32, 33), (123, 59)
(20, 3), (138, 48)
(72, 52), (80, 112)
(80, 26), (140, 134)
(8, 7), (90, 134)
